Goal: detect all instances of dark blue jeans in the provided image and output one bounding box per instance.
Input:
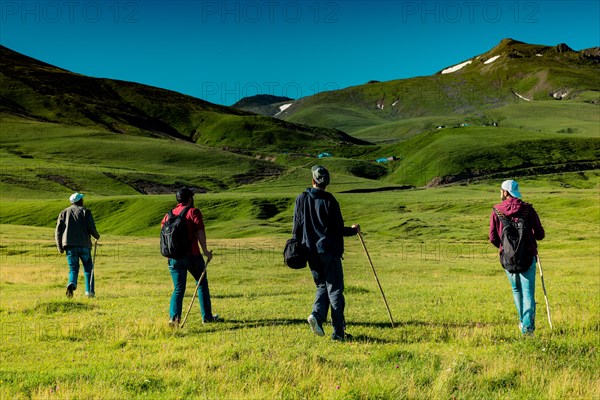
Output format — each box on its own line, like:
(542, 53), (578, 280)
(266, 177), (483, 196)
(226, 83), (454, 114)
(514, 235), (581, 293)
(168, 256), (213, 321)
(308, 252), (345, 337)
(65, 246), (94, 294)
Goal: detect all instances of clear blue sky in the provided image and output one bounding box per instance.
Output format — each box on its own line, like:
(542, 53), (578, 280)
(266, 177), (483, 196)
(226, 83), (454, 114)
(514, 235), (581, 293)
(1, 0), (599, 105)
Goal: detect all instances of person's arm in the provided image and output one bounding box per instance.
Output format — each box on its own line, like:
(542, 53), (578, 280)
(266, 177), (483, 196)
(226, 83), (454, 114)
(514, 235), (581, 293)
(332, 199), (358, 237)
(55, 211), (65, 253)
(86, 210), (100, 241)
(529, 207), (545, 241)
(489, 211), (501, 248)
(197, 229), (213, 262)
(292, 194), (304, 238)
(192, 208), (212, 262)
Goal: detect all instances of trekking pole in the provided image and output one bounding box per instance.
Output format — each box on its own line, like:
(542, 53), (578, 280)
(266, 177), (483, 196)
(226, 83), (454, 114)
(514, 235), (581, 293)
(91, 239), (98, 295)
(180, 259), (210, 329)
(357, 232), (395, 328)
(536, 255), (553, 330)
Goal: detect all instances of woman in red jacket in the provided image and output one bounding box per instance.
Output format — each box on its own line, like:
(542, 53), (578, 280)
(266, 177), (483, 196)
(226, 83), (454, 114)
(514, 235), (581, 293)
(489, 180), (545, 335)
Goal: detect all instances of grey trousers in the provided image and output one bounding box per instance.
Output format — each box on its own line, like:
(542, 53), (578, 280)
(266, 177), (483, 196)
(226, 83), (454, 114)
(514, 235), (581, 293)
(308, 252), (346, 336)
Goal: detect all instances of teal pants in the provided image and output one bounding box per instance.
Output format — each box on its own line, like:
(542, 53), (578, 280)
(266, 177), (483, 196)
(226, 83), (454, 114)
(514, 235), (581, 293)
(66, 246), (94, 294)
(505, 258), (537, 334)
(168, 256), (213, 322)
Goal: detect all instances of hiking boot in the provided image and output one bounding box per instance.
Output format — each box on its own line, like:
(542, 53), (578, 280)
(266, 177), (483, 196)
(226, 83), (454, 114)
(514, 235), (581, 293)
(523, 329), (535, 337)
(65, 283), (75, 298)
(332, 332), (353, 342)
(169, 317), (180, 328)
(203, 314), (221, 324)
(307, 314), (324, 337)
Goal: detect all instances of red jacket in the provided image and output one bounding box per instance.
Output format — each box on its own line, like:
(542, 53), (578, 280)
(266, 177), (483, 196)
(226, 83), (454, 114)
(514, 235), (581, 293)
(489, 197), (545, 255)
(161, 204), (205, 256)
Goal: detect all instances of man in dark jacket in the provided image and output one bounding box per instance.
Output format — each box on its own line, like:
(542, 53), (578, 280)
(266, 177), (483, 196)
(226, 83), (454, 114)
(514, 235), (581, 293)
(55, 193), (100, 298)
(293, 166), (359, 341)
(161, 187), (215, 327)
(489, 180), (545, 335)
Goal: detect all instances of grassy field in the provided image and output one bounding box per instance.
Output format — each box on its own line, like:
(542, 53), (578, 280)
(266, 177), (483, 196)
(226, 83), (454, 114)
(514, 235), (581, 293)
(1, 173), (598, 399)
(343, 100), (600, 144)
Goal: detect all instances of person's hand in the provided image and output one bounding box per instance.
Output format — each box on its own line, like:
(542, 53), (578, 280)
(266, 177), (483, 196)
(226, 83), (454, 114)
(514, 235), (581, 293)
(352, 224), (361, 233)
(204, 250), (213, 263)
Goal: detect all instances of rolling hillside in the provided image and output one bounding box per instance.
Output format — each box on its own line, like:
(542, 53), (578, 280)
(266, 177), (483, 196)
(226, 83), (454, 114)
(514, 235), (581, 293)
(0, 41), (598, 198)
(0, 45), (365, 152)
(277, 39), (600, 140)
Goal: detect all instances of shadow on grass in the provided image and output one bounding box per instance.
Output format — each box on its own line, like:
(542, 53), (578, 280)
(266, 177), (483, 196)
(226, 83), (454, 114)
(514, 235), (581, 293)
(176, 317), (500, 344)
(178, 318), (399, 344)
(212, 291), (303, 299)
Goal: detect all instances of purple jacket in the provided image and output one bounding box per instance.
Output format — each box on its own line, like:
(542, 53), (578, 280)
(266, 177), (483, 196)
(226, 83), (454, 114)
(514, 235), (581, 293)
(489, 197), (545, 255)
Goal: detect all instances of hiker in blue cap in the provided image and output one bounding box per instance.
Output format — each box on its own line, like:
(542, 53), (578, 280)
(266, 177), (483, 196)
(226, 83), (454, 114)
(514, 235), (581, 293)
(489, 180), (545, 335)
(293, 166), (360, 341)
(55, 193), (100, 298)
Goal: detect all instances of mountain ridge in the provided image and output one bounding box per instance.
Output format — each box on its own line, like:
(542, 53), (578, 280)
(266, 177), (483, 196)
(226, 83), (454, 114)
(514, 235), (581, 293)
(268, 39), (600, 137)
(1, 40), (598, 193)
(0, 45), (366, 151)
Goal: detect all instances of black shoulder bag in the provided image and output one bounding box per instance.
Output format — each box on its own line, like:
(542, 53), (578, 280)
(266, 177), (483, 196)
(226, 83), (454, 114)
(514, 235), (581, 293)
(284, 193), (308, 269)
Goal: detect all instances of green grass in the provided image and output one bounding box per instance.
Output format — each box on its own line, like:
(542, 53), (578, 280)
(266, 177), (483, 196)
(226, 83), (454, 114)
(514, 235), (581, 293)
(1, 174), (598, 399)
(0, 117), (287, 198)
(285, 102), (391, 134)
(346, 100), (600, 144)
(483, 101), (600, 135)
(4, 113), (597, 200)
(371, 126), (600, 186)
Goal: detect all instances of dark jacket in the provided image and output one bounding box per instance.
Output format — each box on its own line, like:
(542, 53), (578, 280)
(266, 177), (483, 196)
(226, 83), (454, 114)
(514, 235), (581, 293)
(489, 197), (545, 255)
(55, 205), (100, 251)
(293, 188), (356, 257)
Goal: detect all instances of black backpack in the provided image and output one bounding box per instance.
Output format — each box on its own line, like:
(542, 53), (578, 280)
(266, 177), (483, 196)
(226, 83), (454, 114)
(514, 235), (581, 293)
(160, 206), (191, 258)
(493, 206), (534, 273)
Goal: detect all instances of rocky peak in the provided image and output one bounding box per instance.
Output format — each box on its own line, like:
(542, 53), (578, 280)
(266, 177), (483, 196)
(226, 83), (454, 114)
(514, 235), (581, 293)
(555, 43), (574, 53)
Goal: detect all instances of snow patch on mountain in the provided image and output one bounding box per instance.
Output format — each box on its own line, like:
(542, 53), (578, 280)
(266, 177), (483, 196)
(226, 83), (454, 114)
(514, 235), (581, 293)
(274, 103), (293, 117)
(441, 60), (472, 74)
(484, 55), (501, 64)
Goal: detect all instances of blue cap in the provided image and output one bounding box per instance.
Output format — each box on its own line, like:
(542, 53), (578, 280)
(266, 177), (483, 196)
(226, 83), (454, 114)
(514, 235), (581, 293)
(501, 180), (522, 198)
(69, 193), (84, 203)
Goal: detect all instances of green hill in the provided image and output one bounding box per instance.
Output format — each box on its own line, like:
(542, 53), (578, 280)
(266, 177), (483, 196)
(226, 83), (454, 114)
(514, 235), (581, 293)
(279, 39), (600, 141)
(231, 94), (294, 117)
(1, 40), (598, 198)
(0, 45), (365, 152)
(0, 116), (291, 198)
(380, 125), (599, 186)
